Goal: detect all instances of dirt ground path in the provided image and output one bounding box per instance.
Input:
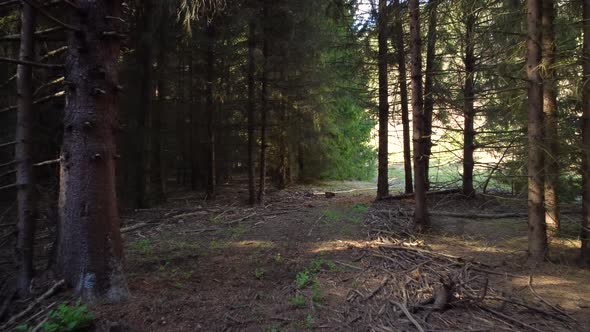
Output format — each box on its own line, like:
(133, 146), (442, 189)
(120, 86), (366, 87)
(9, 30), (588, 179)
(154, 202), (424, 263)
(95, 182), (590, 331)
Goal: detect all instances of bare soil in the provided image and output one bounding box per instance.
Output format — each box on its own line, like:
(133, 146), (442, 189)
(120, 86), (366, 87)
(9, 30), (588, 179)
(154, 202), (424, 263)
(91, 182), (590, 331)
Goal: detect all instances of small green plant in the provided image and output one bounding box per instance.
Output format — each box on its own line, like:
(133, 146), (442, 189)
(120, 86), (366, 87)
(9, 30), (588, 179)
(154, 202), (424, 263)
(290, 294), (306, 307)
(254, 267), (266, 280)
(311, 279), (323, 303)
(41, 301), (94, 332)
(295, 271), (312, 289)
(304, 314), (315, 329)
(16, 324), (30, 331)
(308, 258), (336, 273)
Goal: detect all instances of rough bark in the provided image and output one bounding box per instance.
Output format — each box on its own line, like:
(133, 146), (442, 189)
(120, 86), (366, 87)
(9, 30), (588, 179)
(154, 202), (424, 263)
(247, 20), (256, 204)
(423, 0), (438, 192)
(581, 0), (590, 263)
(258, 1), (269, 204)
(377, 0), (390, 200)
(134, 0), (155, 208)
(206, 24), (216, 199)
(409, 0), (429, 232)
(542, 0), (559, 234)
(526, 0), (548, 262)
(15, 1), (37, 297)
(58, 0), (128, 302)
(392, 0), (413, 194)
(462, 6), (476, 198)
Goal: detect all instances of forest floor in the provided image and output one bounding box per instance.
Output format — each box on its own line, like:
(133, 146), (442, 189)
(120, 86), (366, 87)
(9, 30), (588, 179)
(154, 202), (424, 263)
(88, 179), (590, 331)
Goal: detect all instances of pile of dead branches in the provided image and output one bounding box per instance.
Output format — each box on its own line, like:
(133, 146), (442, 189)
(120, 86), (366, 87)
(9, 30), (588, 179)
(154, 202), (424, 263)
(337, 201), (579, 331)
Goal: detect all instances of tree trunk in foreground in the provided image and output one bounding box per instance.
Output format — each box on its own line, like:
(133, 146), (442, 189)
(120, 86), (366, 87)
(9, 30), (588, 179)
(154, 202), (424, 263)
(542, 0), (559, 234)
(409, 0), (429, 232)
(581, 0), (590, 263)
(15, 1), (37, 298)
(526, 0), (548, 263)
(393, 0), (413, 194)
(377, 0), (389, 200)
(247, 20), (256, 205)
(58, 0), (128, 302)
(462, 7), (476, 198)
(423, 0), (438, 191)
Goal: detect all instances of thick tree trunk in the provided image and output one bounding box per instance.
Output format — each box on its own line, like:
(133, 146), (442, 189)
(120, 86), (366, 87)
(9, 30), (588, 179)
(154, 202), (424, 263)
(409, 0), (429, 232)
(258, 2), (269, 204)
(462, 9), (476, 198)
(135, 0), (154, 208)
(377, 0), (389, 200)
(206, 24), (216, 199)
(423, 0), (438, 192)
(581, 0), (590, 263)
(247, 20), (256, 204)
(58, 0), (128, 302)
(392, 0), (413, 194)
(526, 0), (548, 262)
(15, 1), (36, 297)
(542, 0), (559, 234)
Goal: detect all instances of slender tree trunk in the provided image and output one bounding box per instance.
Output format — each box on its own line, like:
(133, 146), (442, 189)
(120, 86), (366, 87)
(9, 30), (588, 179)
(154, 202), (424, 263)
(151, 19), (168, 203)
(15, 1), (36, 297)
(409, 0), (429, 231)
(58, 0), (128, 302)
(278, 101), (289, 189)
(581, 0), (590, 263)
(423, 0), (438, 191)
(247, 20), (256, 204)
(392, 0), (413, 194)
(206, 24), (216, 199)
(542, 0), (559, 234)
(462, 8), (476, 198)
(526, 0), (548, 262)
(377, 0), (389, 200)
(258, 1), (269, 204)
(135, 0), (154, 208)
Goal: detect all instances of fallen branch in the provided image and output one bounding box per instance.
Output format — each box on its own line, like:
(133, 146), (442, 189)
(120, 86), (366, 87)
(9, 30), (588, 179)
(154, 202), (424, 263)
(121, 223), (149, 233)
(1, 279), (65, 330)
(363, 276), (389, 301)
(528, 274), (576, 322)
(224, 213), (256, 225)
(478, 304), (544, 332)
(390, 300), (425, 332)
(0, 56), (64, 69)
(430, 211), (527, 219)
(381, 188), (461, 201)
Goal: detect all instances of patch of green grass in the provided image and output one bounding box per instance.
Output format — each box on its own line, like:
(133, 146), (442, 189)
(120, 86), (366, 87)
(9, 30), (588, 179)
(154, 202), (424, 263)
(323, 209), (341, 223)
(131, 239), (154, 255)
(352, 203), (369, 213)
(290, 294), (306, 307)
